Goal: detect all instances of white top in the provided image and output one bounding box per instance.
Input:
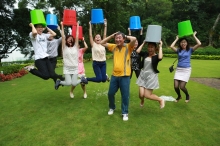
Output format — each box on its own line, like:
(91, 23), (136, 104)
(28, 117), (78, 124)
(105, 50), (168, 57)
(92, 42), (106, 61)
(63, 45), (79, 74)
(29, 32), (50, 60)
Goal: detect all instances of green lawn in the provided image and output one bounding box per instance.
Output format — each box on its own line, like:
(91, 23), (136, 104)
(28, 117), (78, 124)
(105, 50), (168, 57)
(0, 58), (220, 146)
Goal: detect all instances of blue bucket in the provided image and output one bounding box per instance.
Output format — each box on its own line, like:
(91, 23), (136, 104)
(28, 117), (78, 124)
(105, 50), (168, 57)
(145, 25), (162, 43)
(91, 9), (104, 24)
(46, 14), (58, 30)
(129, 16), (141, 30)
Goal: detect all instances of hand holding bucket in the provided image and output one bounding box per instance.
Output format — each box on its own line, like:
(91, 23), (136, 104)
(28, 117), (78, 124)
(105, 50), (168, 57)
(129, 16), (142, 30)
(145, 25), (162, 43)
(30, 9), (46, 27)
(91, 9), (104, 24)
(178, 20), (193, 38)
(46, 14), (58, 30)
(63, 9), (77, 26)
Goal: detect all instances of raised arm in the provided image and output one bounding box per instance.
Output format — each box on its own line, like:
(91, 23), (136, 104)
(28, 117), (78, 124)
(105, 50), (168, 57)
(136, 40), (146, 53)
(103, 19), (107, 39)
(82, 37), (88, 52)
(89, 21), (94, 47)
(74, 22), (79, 47)
(192, 31), (202, 51)
(47, 27), (56, 37)
(127, 35), (137, 48)
(128, 28), (131, 36)
(100, 32), (118, 48)
(158, 40), (163, 59)
(60, 22), (65, 50)
(29, 23), (37, 38)
(170, 35), (179, 52)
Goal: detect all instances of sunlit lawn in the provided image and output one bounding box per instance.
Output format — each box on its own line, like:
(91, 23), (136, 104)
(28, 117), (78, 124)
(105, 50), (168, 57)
(0, 58), (220, 146)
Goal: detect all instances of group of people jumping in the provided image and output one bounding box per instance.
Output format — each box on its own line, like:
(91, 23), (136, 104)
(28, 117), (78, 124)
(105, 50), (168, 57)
(25, 18), (201, 121)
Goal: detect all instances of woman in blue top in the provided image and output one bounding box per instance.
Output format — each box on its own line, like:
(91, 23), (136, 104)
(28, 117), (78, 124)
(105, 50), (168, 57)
(170, 31), (201, 103)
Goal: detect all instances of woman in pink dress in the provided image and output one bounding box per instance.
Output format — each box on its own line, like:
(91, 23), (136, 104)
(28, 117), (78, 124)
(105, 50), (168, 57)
(70, 37), (88, 98)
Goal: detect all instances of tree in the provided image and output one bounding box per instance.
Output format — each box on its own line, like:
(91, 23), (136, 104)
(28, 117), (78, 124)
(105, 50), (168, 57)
(0, 0), (17, 65)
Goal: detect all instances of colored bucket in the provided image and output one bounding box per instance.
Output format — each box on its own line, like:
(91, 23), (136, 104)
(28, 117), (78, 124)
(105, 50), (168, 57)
(178, 20), (193, 38)
(46, 14), (58, 30)
(129, 16), (141, 30)
(30, 9), (46, 27)
(72, 25), (83, 40)
(91, 9), (104, 24)
(145, 25), (162, 43)
(63, 9), (77, 26)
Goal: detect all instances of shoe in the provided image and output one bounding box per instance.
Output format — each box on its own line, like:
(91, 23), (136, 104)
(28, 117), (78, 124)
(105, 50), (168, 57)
(108, 109), (114, 115)
(160, 99), (165, 109)
(70, 92), (74, 98)
(185, 96), (190, 103)
(174, 96), (182, 103)
(83, 93), (87, 99)
(81, 77), (88, 84)
(122, 114), (128, 121)
(106, 74), (110, 82)
(24, 65), (34, 71)
(55, 80), (61, 90)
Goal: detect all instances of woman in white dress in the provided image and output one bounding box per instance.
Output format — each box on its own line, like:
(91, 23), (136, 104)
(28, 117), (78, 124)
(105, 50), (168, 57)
(55, 22), (87, 90)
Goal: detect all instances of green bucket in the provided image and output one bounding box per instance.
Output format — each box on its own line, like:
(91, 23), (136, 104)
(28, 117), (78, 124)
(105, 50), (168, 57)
(178, 20), (193, 38)
(30, 9), (46, 27)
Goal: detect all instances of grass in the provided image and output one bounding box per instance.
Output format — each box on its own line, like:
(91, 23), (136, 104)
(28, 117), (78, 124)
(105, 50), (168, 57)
(0, 58), (220, 146)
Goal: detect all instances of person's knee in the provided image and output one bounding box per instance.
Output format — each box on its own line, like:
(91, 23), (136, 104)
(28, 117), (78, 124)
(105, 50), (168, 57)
(42, 75), (50, 80)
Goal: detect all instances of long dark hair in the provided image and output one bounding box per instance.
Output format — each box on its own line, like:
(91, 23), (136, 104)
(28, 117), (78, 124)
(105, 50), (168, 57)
(65, 35), (75, 47)
(178, 37), (190, 52)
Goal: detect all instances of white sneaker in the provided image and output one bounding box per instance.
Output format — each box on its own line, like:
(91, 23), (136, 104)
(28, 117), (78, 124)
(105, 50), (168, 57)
(70, 92), (74, 98)
(122, 114), (128, 121)
(108, 109), (114, 115)
(83, 93), (87, 98)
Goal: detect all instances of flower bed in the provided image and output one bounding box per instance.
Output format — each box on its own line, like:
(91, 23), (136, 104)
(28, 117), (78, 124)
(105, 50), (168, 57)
(0, 69), (28, 82)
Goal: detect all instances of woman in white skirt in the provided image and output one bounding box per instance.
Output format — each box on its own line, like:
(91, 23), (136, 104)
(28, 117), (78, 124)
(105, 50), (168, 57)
(55, 22), (88, 90)
(136, 41), (165, 109)
(170, 31), (201, 103)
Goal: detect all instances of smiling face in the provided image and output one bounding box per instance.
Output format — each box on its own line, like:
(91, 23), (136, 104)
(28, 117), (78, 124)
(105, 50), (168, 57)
(134, 40), (138, 48)
(66, 35), (74, 47)
(35, 24), (44, 34)
(180, 39), (188, 49)
(147, 42), (157, 56)
(94, 34), (102, 44)
(114, 33), (125, 47)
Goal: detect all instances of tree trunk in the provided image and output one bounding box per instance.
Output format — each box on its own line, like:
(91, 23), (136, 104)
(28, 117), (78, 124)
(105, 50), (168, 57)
(208, 13), (220, 46)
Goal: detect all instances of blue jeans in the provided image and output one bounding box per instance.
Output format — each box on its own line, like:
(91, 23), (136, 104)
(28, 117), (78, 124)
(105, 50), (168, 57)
(87, 61), (107, 82)
(108, 75), (130, 114)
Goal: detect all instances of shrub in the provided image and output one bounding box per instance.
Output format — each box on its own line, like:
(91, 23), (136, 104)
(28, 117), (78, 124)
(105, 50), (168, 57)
(0, 69), (28, 82)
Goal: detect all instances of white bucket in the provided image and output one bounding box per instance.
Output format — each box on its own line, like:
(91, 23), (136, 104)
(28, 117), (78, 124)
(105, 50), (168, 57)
(145, 25), (162, 43)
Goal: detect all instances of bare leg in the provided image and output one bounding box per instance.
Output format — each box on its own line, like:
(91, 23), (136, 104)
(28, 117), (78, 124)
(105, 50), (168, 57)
(81, 84), (87, 98)
(139, 86), (145, 107)
(144, 88), (165, 109)
(70, 86), (75, 98)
